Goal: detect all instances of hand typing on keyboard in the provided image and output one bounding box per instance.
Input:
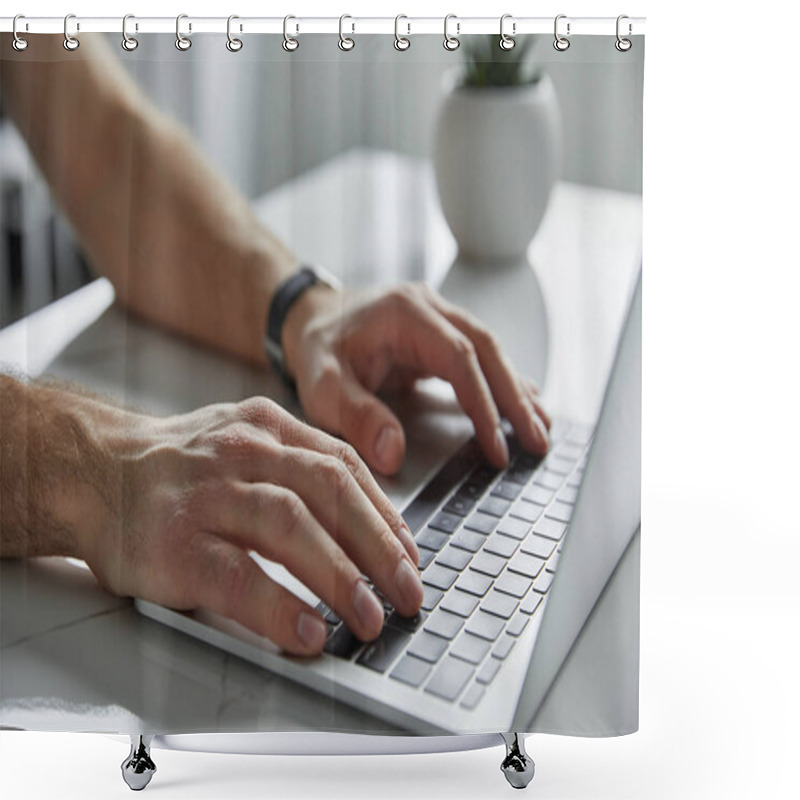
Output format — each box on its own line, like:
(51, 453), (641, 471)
(281, 283), (551, 475)
(0, 379), (423, 657)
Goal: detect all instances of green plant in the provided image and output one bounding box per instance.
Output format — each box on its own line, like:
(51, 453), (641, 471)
(460, 35), (542, 88)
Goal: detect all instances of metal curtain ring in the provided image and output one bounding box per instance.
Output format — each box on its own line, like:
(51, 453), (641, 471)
(553, 14), (570, 51)
(338, 14), (355, 51)
(226, 15), (243, 52)
(175, 14), (192, 51)
(282, 15), (299, 52)
(122, 14), (139, 51)
(615, 14), (632, 51)
(394, 14), (410, 51)
(12, 14), (28, 51)
(63, 13), (79, 51)
(443, 14), (460, 51)
(499, 14), (515, 51)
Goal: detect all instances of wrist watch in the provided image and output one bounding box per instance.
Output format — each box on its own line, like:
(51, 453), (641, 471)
(264, 264), (341, 383)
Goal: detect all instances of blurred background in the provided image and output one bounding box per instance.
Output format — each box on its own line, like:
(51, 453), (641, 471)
(0, 33), (642, 327)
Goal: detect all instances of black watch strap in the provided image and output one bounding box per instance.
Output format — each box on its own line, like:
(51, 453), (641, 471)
(265, 265), (335, 382)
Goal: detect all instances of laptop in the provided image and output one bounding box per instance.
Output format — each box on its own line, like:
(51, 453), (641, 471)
(136, 269), (641, 734)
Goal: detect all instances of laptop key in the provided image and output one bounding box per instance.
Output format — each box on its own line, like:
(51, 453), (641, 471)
(522, 484), (554, 506)
(478, 496), (512, 518)
(491, 481), (523, 501)
(509, 500), (545, 524)
(390, 654), (433, 688)
(544, 455), (574, 476)
(443, 494), (474, 517)
(451, 529), (486, 553)
(422, 564), (459, 592)
(534, 517), (568, 541)
(417, 527), (449, 552)
(425, 656), (475, 702)
(533, 570), (555, 594)
(466, 611), (506, 642)
(505, 464), (535, 485)
(476, 657), (502, 685)
(496, 517), (531, 540)
(546, 501), (574, 523)
(324, 624), (363, 659)
(387, 609), (428, 633)
(519, 592), (543, 615)
(506, 614), (530, 638)
(429, 512), (461, 534)
(481, 590), (519, 620)
(421, 585), (444, 612)
(450, 632), (492, 665)
(357, 626), (411, 673)
(508, 552), (546, 579)
(470, 464), (500, 488)
(424, 609), (465, 640)
(417, 547), (436, 570)
(440, 589), (480, 618)
(534, 469), (564, 491)
(459, 681), (486, 710)
(546, 553), (560, 573)
(457, 481), (485, 502)
(521, 534), (556, 560)
(464, 512), (498, 535)
(484, 532), (520, 559)
(469, 551), (506, 578)
(436, 545), (473, 572)
(492, 635), (517, 660)
(455, 571), (494, 598)
(494, 571), (533, 598)
(407, 631), (449, 664)
(556, 486), (579, 505)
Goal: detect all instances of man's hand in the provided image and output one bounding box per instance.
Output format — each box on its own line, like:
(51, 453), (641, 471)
(0, 378), (422, 656)
(283, 283), (551, 476)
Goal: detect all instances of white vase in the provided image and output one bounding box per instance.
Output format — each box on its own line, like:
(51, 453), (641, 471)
(433, 73), (562, 265)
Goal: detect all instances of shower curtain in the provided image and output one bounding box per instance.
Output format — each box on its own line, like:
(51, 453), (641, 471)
(0, 16), (644, 757)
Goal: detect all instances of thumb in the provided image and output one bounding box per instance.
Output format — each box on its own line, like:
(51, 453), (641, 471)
(330, 371), (406, 476)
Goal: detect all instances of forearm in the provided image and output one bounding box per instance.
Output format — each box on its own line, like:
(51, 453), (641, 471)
(0, 34), (297, 365)
(0, 374), (129, 560)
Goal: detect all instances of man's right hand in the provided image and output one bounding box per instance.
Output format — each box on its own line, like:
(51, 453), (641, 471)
(0, 377), (422, 656)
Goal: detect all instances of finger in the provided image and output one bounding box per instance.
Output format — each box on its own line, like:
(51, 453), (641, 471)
(240, 398), (419, 565)
(382, 290), (510, 467)
(308, 363), (407, 477)
(522, 378), (551, 431)
(189, 533), (329, 655)
(266, 447), (421, 614)
(425, 294), (550, 454)
(216, 483), (391, 641)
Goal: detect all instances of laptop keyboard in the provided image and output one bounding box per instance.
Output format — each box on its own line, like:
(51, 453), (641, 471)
(315, 419), (593, 709)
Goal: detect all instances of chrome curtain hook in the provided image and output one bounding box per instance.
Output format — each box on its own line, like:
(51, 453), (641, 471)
(615, 14), (632, 51)
(338, 14), (355, 51)
(443, 14), (460, 51)
(394, 14), (410, 51)
(63, 13), (80, 51)
(122, 14), (139, 51)
(499, 14), (516, 51)
(226, 15), (243, 52)
(12, 14), (29, 51)
(282, 15), (299, 52)
(175, 13), (192, 51)
(553, 14), (570, 51)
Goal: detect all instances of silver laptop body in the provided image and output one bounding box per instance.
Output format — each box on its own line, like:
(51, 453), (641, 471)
(137, 270), (642, 735)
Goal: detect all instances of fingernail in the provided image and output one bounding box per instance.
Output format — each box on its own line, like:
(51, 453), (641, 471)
(395, 558), (423, 610)
(297, 612), (327, 650)
(375, 425), (402, 471)
(398, 524), (420, 564)
(495, 426), (510, 465)
(352, 579), (384, 635)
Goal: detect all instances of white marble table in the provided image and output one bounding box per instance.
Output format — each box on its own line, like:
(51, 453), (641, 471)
(0, 148), (641, 737)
